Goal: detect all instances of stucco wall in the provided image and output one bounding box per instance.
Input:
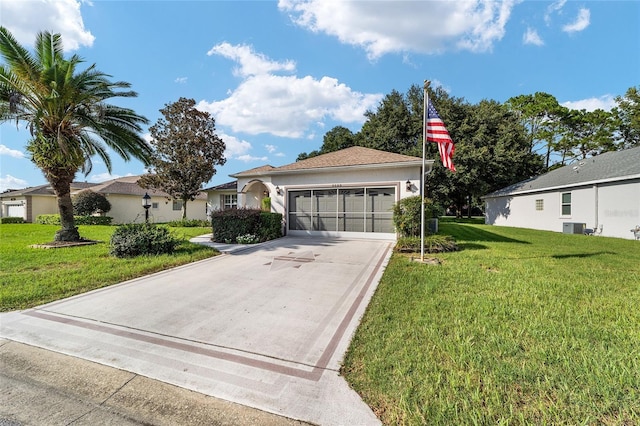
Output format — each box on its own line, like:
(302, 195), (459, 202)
(105, 194), (208, 224)
(485, 179), (640, 239)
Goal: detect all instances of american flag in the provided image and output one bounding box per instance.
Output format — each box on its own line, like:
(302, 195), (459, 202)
(426, 100), (456, 172)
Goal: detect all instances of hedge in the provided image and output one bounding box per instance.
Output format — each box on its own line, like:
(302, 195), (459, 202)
(35, 214), (113, 225)
(211, 208), (282, 243)
(0, 217), (24, 224)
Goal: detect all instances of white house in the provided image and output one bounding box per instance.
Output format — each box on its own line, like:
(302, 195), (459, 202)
(0, 175), (209, 224)
(205, 146), (433, 240)
(483, 146), (640, 240)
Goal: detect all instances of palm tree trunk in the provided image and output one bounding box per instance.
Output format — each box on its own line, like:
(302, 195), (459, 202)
(47, 170), (80, 241)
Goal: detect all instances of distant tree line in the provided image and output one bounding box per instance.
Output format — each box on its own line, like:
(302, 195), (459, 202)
(297, 84), (639, 216)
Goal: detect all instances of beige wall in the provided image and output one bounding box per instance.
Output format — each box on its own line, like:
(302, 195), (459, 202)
(105, 194), (208, 224)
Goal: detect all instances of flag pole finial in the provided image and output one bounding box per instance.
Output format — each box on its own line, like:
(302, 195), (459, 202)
(424, 80), (431, 89)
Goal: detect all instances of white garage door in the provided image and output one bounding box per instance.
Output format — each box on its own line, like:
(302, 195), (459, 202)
(6, 204), (25, 218)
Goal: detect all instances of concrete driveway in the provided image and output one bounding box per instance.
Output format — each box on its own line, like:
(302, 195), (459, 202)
(1, 237), (392, 425)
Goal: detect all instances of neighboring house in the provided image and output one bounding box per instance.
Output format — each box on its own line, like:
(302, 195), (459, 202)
(204, 146), (433, 240)
(1, 182), (97, 223)
(0, 176), (208, 224)
(483, 146), (640, 240)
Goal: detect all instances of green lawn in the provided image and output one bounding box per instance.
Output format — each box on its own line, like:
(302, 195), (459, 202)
(0, 224), (217, 311)
(343, 223), (640, 425)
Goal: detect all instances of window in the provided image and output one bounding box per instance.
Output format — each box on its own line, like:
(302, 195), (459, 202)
(561, 192), (571, 215)
(152, 202), (159, 209)
(221, 194), (237, 210)
(172, 200), (183, 211)
(535, 199), (543, 211)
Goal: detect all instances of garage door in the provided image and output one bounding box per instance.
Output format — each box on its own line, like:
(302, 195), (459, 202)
(288, 187), (395, 233)
(6, 204), (25, 219)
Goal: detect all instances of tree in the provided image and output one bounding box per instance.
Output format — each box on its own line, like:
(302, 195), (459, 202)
(613, 86), (640, 149)
(297, 126), (355, 160)
(0, 27), (151, 241)
(139, 97), (226, 219)
(72, 190), (111, 216)
(558, 108), (617, 161)
(505, 92), (567, 168)
(427, 100), (543, 216)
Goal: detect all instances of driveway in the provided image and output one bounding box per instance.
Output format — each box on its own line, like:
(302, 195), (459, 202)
(0, 237), (392, 425)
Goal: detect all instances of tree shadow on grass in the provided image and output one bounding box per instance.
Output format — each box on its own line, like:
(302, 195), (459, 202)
(441, 223), (529, 245)
(551, 251), (617, 259)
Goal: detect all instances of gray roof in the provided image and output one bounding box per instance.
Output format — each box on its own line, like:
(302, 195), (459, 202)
(484, 146), (640, 198)
(203, 181), (237, 191)
(0, 182), (97, 197)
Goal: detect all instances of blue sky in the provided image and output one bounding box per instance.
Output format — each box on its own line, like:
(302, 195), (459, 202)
(1, 0), (638, 191)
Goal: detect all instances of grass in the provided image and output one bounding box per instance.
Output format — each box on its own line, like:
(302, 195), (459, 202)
(0, 224), (217, 311)
(342, 223), (640, 425)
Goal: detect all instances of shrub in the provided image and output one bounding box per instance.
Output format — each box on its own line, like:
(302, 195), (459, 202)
(394, 235), (459, 253)
(210, 209), (282, 243)
(167, 219), (209, 228)
(35, 214), (112, 225)
(109, 223), (180, 258)
(261, 196), (271, 212)
(0, 217), (25, 224)
(258, 212), (283, 242)
(392, 196), (439, 237)
(72, 190), (111, 215)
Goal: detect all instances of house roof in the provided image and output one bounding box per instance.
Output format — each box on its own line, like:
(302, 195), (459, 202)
(484, 146), (640, 198)
(231, 146), (424, 177)
(203, 181), (237, 191)
(90, 176), (207, 199)
(0, 182), (97, 197)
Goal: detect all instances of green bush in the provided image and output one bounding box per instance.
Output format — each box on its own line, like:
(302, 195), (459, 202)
(0, 217), (25, 224)
(35, 214), (112, 225)
(392, 196), (439, 237)
(72, 190), (111, 215)
(394, 235), (459, 253)
(167, 218), (209, 228)
(258, 212), (283, 241)
(211, 209), (282, 243)
(109, 223), (180, 258)
(261, 196), (271, 212)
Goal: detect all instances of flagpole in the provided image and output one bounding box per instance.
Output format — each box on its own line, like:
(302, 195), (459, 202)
(421, 80), (430, 263)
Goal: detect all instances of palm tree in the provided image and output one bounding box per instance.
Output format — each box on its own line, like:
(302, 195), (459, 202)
(0, 27), (152, 241)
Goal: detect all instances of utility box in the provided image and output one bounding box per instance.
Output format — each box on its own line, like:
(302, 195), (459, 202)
(563, 222), (586, 234)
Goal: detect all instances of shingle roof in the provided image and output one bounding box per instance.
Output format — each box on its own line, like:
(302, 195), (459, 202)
(231, 146), (423, 177)
(203, 181), (237, 191)
(0, 182), (97, 197)
(484, 146), (640, 198)
(90, 176), (207, 199)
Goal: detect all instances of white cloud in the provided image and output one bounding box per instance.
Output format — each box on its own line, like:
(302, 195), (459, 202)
(200, 43), (382, 138)
(265, 144), (277, 153)
(218, 132), (252, 158)
(236, 154), (269, 163)
(544, 0), (567, 25)
(562, 8), (590, 33)
(207, 42), (296, 77)
(87, 172), (135, 183)
(0, 0), (94, 50)
(0, 174), (29, 192)
(175, 77), (188, 84)
(278, 0), (517, 58)
(523, 28), (544, 46)
(0, 144), (25, 159)
(562, 95), (615, 112)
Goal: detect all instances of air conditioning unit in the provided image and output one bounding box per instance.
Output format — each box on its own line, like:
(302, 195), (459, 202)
(563, 222), (586, 234)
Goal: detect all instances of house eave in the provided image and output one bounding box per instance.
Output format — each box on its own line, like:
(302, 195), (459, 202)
(483, 173), (640, 199)
(230, 160), (429, 179)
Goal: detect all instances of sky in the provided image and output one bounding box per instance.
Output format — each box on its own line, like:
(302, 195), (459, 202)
(1, 0), (638, 192)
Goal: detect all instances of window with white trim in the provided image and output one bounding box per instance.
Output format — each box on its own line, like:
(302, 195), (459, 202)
(221, 194), (237, 210)
(172, 200), (183, 211)
(535, 199), (543, 211)
(561, 192), (571, 216)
